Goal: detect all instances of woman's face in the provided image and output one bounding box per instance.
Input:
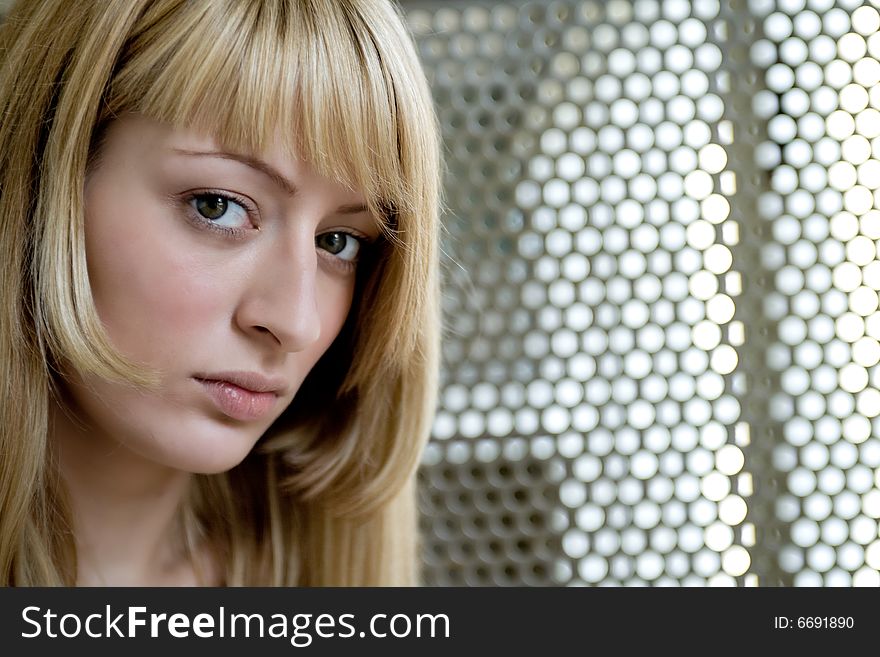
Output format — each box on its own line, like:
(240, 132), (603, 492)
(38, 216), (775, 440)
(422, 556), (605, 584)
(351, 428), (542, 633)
(60, 114), (378, 474)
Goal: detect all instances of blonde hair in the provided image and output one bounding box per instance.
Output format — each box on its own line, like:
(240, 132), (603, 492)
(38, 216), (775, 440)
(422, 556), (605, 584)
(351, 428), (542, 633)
(0, 0), (441, 585)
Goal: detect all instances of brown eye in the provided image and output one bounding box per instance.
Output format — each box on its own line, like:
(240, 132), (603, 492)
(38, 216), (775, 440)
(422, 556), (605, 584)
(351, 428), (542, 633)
(195, 195), (228, 220)
(316, 232), (361, 261)
(317, 232), (346, 254)
(188, 193), (250, 230)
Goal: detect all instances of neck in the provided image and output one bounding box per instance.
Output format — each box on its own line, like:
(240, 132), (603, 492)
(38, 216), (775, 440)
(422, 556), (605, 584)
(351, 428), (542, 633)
(50, 397), (205, 586)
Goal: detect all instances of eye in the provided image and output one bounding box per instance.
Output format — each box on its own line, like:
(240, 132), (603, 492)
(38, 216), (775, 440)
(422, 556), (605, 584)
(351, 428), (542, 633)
(316, 231), (361, 262)
(190, 193), (250, 229)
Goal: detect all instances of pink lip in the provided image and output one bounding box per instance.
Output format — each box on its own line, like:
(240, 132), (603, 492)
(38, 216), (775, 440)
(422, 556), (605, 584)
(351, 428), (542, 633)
(194, 372), (285, 421)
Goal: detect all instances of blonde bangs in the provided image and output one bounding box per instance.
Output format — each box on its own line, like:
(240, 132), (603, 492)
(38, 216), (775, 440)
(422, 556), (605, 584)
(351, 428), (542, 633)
(108, 0), (420, 226)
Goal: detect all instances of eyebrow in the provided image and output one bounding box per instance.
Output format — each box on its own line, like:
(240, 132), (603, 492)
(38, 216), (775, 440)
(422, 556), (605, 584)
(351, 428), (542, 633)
(172, 148), (369, 215)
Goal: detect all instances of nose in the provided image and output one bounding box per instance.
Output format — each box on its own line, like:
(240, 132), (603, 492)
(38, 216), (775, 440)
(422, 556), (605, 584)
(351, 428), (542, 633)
(234, 235), (322, 352)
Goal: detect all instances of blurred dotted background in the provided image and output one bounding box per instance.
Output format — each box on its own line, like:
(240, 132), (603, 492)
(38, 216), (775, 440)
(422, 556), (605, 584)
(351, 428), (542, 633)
(403, 0), (880, 587)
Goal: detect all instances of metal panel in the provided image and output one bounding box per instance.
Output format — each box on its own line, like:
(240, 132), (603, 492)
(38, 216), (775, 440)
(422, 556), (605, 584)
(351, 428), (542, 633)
(409, 0), (880, 586)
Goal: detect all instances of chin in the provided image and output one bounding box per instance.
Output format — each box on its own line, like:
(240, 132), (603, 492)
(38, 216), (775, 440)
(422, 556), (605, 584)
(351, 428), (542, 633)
(152, 444), (254, 476)
(134, 416), (265, 475)
(177, 451), (251, 475)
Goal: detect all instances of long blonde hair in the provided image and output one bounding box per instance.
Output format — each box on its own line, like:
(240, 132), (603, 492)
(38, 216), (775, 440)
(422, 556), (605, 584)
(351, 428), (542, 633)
(0, 0), (441, 585)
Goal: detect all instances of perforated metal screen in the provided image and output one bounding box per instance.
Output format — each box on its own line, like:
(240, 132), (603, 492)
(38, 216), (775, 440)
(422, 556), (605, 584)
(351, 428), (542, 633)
(409, 0), (880, 586)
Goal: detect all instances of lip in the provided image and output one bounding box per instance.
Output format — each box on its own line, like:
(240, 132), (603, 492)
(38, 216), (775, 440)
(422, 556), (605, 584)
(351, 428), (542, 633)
(193, 371), (286, 422)
(195, 371), (287, 394)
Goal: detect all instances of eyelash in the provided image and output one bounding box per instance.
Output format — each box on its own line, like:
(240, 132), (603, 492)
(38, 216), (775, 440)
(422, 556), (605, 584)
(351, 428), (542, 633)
(180, 190), (372, 271)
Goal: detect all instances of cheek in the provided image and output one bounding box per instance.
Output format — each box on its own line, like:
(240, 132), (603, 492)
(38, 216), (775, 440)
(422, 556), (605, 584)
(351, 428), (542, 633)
(84, 196), (230, 360)
(314, 277), (356, 354)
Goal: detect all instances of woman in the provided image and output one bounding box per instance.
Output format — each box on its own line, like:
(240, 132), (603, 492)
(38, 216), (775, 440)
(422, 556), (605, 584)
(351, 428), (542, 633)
(0, 0), (441, 585)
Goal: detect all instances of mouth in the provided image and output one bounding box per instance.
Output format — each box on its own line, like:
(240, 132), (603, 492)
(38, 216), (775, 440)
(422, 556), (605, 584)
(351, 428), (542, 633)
(193, 374), (282, 422)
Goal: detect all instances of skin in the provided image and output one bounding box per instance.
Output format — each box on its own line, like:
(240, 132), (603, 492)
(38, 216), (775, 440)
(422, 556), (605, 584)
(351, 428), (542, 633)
(51, 114), (379, 585)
